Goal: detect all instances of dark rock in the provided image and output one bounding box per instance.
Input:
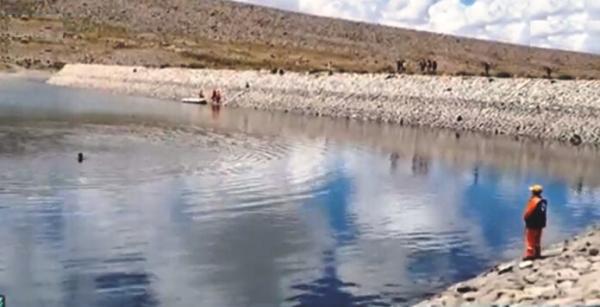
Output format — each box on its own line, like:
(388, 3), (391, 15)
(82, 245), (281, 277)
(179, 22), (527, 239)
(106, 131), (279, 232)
(456, 285), (478, 293)
(456, 115), (463, 122)
(590, 248), (599, 256)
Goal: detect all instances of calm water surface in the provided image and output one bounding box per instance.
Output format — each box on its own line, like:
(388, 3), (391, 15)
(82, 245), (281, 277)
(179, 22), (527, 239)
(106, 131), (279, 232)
(1, 77), (600, 306)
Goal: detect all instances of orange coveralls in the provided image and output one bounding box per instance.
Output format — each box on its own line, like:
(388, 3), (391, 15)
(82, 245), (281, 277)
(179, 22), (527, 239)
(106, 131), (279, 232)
(523, 196), (543, 259)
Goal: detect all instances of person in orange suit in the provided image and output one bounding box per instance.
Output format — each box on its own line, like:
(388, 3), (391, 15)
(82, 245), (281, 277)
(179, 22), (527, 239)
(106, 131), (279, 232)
(523, 184), (548, 260)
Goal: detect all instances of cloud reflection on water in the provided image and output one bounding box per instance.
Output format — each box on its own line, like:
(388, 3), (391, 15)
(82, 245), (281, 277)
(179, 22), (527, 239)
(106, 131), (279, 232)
(2, 80), (600, 306)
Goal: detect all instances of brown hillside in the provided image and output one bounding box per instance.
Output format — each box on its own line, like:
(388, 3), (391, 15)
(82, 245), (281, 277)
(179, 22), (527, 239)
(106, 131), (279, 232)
(2, 0), (600, 78)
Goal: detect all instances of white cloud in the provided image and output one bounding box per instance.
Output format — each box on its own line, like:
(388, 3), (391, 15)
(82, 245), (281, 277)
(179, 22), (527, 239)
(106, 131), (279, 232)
(232, 0), (600, 54)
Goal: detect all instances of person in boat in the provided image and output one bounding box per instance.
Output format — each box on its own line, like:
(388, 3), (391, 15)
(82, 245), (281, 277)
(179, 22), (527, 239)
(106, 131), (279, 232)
(198, 90), (205, 99)
(523, 184), (548, 260)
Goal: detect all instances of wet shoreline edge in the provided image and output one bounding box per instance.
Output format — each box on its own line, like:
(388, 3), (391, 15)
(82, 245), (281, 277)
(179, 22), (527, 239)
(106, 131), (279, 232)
(47, 64), (600, 147)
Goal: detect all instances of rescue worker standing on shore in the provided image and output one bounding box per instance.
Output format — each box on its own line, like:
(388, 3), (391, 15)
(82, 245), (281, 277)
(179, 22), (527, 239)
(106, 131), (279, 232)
(523, 184), (548, 260)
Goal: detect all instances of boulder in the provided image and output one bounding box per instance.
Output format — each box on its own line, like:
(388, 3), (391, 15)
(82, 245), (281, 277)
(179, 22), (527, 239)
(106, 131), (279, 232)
(519, 261), (534, 269)
(523, 284), (557, 300)
(570, 258), (592, 272)
(554, 268), (579, 282)
(497, 263), (514, 275)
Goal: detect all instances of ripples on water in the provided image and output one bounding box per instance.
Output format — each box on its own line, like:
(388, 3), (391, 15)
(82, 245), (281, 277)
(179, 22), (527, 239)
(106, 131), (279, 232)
(2, 78), (600, 306)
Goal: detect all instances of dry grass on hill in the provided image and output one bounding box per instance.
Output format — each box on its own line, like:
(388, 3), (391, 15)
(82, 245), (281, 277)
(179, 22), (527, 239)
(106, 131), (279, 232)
(2, 0), (600, 78)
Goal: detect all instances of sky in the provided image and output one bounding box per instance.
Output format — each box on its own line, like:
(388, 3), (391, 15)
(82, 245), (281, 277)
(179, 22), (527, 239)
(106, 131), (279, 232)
(233, 0), (600, 55)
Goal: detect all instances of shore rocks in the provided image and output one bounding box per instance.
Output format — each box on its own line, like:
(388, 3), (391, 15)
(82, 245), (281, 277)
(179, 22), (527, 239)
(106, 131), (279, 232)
(415, 226), (600, 306)
(47, 64), (600, 146)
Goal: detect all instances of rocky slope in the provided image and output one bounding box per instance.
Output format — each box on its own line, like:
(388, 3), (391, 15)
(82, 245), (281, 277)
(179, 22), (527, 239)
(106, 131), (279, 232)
(415, 226), (600, 306)
(48, 64), (600, 146)
(2, 0), (600, 78)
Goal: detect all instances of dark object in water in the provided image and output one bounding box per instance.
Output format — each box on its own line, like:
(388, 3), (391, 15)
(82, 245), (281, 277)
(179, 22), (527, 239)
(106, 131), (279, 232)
(570, 134), (583, 146)
(78, 153), (84, 163)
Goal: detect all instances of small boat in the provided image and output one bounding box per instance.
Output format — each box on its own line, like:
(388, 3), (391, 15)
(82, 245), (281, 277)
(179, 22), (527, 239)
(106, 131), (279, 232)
(181, 97), (207, 105)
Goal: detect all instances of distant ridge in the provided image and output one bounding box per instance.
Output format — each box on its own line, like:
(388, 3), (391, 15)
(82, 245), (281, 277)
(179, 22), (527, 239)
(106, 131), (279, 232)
(3, 0), (600, 78)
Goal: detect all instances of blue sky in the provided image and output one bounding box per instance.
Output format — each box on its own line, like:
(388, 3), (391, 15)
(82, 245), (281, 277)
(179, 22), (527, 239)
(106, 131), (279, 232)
(233, 0), (600, 54)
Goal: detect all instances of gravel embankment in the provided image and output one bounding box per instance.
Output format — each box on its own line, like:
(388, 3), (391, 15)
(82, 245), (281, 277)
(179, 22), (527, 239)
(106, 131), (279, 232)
(415, 226), (600, 306)
(48, 64), (600, 145)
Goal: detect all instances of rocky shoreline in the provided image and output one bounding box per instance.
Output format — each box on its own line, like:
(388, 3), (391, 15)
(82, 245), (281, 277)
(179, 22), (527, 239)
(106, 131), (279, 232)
(48, 64), (600, 145)
(415, 226), (600, 306)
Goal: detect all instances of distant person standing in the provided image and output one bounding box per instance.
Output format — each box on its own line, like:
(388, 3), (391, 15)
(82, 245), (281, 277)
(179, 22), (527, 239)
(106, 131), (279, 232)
(211, 89), (222, 109)
(523, 184), (548, 260)
(211, 89), (222, 119)
(211, 89), (221, 105)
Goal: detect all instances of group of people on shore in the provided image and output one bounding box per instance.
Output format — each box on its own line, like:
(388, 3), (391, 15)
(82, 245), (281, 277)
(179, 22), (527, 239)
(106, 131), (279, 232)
(197, 89), (223, 119)
(418, 58), (438, 74)
(198, 89), (222, 111)
(395, 58), (438, 74)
